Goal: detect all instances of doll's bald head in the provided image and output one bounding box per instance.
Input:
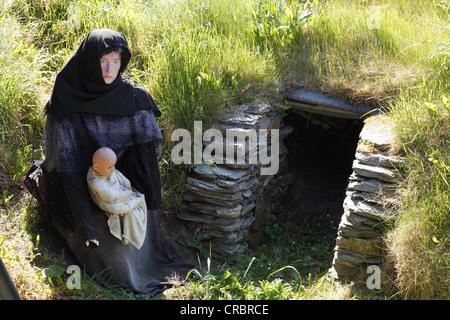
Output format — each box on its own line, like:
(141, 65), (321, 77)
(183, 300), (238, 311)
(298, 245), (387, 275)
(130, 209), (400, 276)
(92, 147), (117, 176)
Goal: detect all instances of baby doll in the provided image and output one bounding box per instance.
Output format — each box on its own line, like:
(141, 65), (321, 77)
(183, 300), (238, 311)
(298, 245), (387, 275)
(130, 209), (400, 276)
(87, 147), (147, 249)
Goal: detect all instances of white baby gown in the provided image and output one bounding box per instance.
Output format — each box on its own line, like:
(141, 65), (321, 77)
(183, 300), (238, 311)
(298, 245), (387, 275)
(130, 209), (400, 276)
(87, 166), (147, 249)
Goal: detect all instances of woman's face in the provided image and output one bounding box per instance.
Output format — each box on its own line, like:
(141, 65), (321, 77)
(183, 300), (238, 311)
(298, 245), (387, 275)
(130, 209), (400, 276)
(100, 51), (121, 84)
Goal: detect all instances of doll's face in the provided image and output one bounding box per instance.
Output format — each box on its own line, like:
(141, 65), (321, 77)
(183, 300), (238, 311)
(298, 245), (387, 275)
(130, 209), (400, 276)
(93, 148), (117, 176)
(100, 51), (121, 84)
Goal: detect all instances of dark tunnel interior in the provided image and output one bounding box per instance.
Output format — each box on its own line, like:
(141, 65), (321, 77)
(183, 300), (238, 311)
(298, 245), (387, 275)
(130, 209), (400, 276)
(282, 110), (364, 220)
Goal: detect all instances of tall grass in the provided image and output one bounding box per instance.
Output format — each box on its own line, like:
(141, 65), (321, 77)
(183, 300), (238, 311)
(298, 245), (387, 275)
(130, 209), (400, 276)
(147, 10), (277, 136)
(143, 0), (280, 138)
(0, 7), (47, 187)
(281, 0), (449, 106)
(385, 93), (449, 299)
(376, 0), (449, 299)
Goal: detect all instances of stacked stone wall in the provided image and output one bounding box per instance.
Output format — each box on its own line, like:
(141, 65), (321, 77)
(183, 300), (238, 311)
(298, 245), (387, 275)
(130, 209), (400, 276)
(178, 103), (293, 255)
(330, 116), (405, 276)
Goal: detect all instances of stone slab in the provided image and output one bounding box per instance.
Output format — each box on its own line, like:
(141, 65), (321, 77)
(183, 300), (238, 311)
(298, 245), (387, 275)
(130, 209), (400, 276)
(352, 160), (401, 183)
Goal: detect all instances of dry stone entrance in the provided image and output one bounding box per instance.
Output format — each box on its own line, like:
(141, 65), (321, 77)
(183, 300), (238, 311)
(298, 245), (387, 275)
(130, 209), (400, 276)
(177, 92), (402, 278)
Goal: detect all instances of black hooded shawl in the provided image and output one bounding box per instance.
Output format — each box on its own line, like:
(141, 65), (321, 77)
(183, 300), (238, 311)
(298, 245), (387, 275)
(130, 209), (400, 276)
(45, 28), (161, 118)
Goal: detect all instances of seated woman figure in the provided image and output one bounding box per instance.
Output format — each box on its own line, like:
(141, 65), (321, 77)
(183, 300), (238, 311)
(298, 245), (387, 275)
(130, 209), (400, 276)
(25, 28), (195, 295)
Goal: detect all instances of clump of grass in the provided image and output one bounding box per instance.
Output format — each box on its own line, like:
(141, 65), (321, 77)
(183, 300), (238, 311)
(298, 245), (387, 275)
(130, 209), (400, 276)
(144, 0), (279, 140)
(385, 94), (449, 299)
(0, 7), (47, 188)
(379, 0), (449, 298)
(281, 0), (448, 106)
(0, 196), (54, 299)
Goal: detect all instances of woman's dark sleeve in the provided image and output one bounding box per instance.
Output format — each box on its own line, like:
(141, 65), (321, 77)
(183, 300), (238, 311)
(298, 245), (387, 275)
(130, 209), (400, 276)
(116, 141), (162, 210)
(61, 172), (99, 242)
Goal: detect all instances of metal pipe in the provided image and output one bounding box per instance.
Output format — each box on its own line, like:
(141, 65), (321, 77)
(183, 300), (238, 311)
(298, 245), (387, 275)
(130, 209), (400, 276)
(285, 88), (378, 119)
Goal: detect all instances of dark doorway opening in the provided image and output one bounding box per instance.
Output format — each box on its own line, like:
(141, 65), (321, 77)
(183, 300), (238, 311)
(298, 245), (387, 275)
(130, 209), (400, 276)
(282, 109), (364, 220)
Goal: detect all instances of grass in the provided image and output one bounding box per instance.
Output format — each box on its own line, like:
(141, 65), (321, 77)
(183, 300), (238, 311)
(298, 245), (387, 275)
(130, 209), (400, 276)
(164, 209), (372, 300)
(0, 0), (449, 300)
(384, 94), (450, 299)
